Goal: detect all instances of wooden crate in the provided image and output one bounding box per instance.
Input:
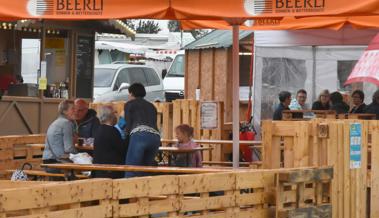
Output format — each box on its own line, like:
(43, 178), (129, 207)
(276, 168), (333, 218)
(0, 134), (45, 178)
(0, 179), (113, 218)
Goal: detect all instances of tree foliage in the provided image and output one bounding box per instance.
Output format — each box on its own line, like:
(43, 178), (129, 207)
(124, 20), (161, 34)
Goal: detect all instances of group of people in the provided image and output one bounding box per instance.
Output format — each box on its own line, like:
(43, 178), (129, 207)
(42, 83), (202, 179)
(273, 89), (379, 120)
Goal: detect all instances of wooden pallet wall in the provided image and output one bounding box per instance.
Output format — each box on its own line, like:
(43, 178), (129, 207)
(0, 134), (45, 177)
(262, 120), (377, 218)
(0, 167), (332, 218)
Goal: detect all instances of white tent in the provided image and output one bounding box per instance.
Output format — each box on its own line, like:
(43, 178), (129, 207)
(253, 26), (379, 135)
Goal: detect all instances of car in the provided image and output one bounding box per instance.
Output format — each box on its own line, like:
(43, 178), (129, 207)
(93, 64), (164, 103)
(162, 50), (185, 102)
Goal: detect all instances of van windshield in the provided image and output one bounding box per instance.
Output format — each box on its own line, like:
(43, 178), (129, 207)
(94, 68), (117, 87)
(167, 54), (184, 77)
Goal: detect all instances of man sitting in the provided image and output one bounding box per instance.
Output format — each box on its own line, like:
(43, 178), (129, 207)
(74, 99), (100, 142)
(273, 91), (291, 120)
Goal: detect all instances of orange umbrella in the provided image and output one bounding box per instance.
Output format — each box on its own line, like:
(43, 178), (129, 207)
(181, 16), (379, 31)
(0, 0), (379, 20)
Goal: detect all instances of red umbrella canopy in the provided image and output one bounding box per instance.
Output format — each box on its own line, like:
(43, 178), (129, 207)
(345, 33), (379, 86)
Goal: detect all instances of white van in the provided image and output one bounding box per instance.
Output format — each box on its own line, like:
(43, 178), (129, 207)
(162, 50), (185, 102)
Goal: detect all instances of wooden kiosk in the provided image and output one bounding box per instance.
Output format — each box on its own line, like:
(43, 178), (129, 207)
(0, 20), (134, 135)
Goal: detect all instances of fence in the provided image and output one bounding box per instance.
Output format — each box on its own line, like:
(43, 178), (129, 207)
(0, 134), (45, 178)
(0, 167), (332, 218)
(262, 120), (378, 218)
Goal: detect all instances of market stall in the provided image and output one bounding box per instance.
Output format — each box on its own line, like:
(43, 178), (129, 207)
(0, 20), (134, 135)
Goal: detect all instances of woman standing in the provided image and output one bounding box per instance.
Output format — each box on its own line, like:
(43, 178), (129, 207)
(124, 83), (160, 178)
(312, 89), (331, 110)
(92, 106), (127, 179)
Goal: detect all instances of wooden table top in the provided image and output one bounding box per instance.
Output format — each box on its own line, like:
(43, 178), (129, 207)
(161, 139), (262, 145)
(159, 147), (212, 153)
(40, 163), (239, 174)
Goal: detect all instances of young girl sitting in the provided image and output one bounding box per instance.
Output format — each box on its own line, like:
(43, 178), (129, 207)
(174, 124), (202, 167)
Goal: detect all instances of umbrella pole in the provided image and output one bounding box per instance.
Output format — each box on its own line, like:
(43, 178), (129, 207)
(232, 25), (240, 169)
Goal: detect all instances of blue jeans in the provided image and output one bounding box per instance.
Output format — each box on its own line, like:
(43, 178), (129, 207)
(125, 131), (160, 178)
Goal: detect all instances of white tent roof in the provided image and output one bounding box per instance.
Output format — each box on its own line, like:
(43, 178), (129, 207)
(255, 26), (378, 47)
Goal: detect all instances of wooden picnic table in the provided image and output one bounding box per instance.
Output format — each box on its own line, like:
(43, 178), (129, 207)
(40, 163), (236, 176)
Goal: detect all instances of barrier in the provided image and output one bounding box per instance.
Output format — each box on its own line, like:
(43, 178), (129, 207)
(262, 120), (377, 218)
(0, 134), (45, 178)
(0, 167), (332, 218)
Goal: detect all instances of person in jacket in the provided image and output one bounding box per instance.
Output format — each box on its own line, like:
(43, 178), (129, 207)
(173, 124), (202, 167)
(74, 99), (100, 141)
(365, 90), (379, 119)
(273, 91), (291, 120)
(92, 106), (127, 179)
(350, 90), (366, 114)
(330, 91), (349, 114)
(42, 100), (78, 173)
(124, 83), (160, 178)
(312, 89), (330, 110)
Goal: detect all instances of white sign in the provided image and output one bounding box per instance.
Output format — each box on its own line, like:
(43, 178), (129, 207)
(200, 102), (218, 129)
(40, 61), (47, 78)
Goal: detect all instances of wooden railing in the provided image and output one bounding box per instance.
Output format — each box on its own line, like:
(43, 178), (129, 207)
(262, 120), (378, 218)
(0, 167), (332, 218)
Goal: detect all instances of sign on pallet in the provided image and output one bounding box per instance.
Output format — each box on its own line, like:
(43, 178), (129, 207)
(350, 123), (362, 169)
(200, 101), (218, 129)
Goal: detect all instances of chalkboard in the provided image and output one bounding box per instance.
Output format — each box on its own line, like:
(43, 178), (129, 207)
(75, 36), (94, 98)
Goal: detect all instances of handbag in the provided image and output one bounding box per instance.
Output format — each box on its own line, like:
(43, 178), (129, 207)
(11, 163), (32, 181)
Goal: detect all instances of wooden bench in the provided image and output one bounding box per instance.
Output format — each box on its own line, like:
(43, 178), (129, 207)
(40, 163), (240, 178)
(5, 169), (89, 180)
(202, 161), (258, 167)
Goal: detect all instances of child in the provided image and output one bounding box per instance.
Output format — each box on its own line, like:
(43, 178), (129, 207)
(174, 124), (202, 167)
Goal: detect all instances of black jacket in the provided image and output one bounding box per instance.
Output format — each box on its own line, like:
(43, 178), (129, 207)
(365, 102), (379, 119)
(93, 124), (127, 178)
(273, 103), (289, 121)
(331, 102), (350, 114)
(312, 101), (330, 110)
(77, 109), (100, 138)
(124, 98), (158, 134)
(350, 104), (367, 114)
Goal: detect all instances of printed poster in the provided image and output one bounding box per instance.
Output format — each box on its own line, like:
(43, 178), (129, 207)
(350, 123), (362, 169)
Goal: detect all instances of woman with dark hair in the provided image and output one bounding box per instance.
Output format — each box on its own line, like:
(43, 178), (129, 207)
(330, 92), (349, 114)
(365, 90), (379, 119)
(350, 90), (366, 114)
(312, 89), (330, 110)
(124, 83), (160, 178)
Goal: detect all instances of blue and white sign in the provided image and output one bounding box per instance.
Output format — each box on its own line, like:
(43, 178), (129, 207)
(350, 123), (362, 169)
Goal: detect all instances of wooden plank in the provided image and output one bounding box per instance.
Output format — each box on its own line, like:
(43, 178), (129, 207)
(343, 122), (351, 218)
(371, 121), (379, 218)
(327, 122), (339, 218)
(283, 137), (294, 168)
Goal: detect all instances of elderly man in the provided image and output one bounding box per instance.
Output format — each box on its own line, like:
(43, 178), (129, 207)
(74, 99), (100, 140)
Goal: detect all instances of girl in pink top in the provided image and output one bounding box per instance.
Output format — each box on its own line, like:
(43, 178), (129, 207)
(174, 124), (202, 167)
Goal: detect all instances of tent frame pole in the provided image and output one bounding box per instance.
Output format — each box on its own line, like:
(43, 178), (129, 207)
(232, 25), (240, 169)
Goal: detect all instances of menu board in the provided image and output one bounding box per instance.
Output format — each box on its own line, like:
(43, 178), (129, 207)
(200, 102), (218, 129)
(76, 36), (94, 98)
